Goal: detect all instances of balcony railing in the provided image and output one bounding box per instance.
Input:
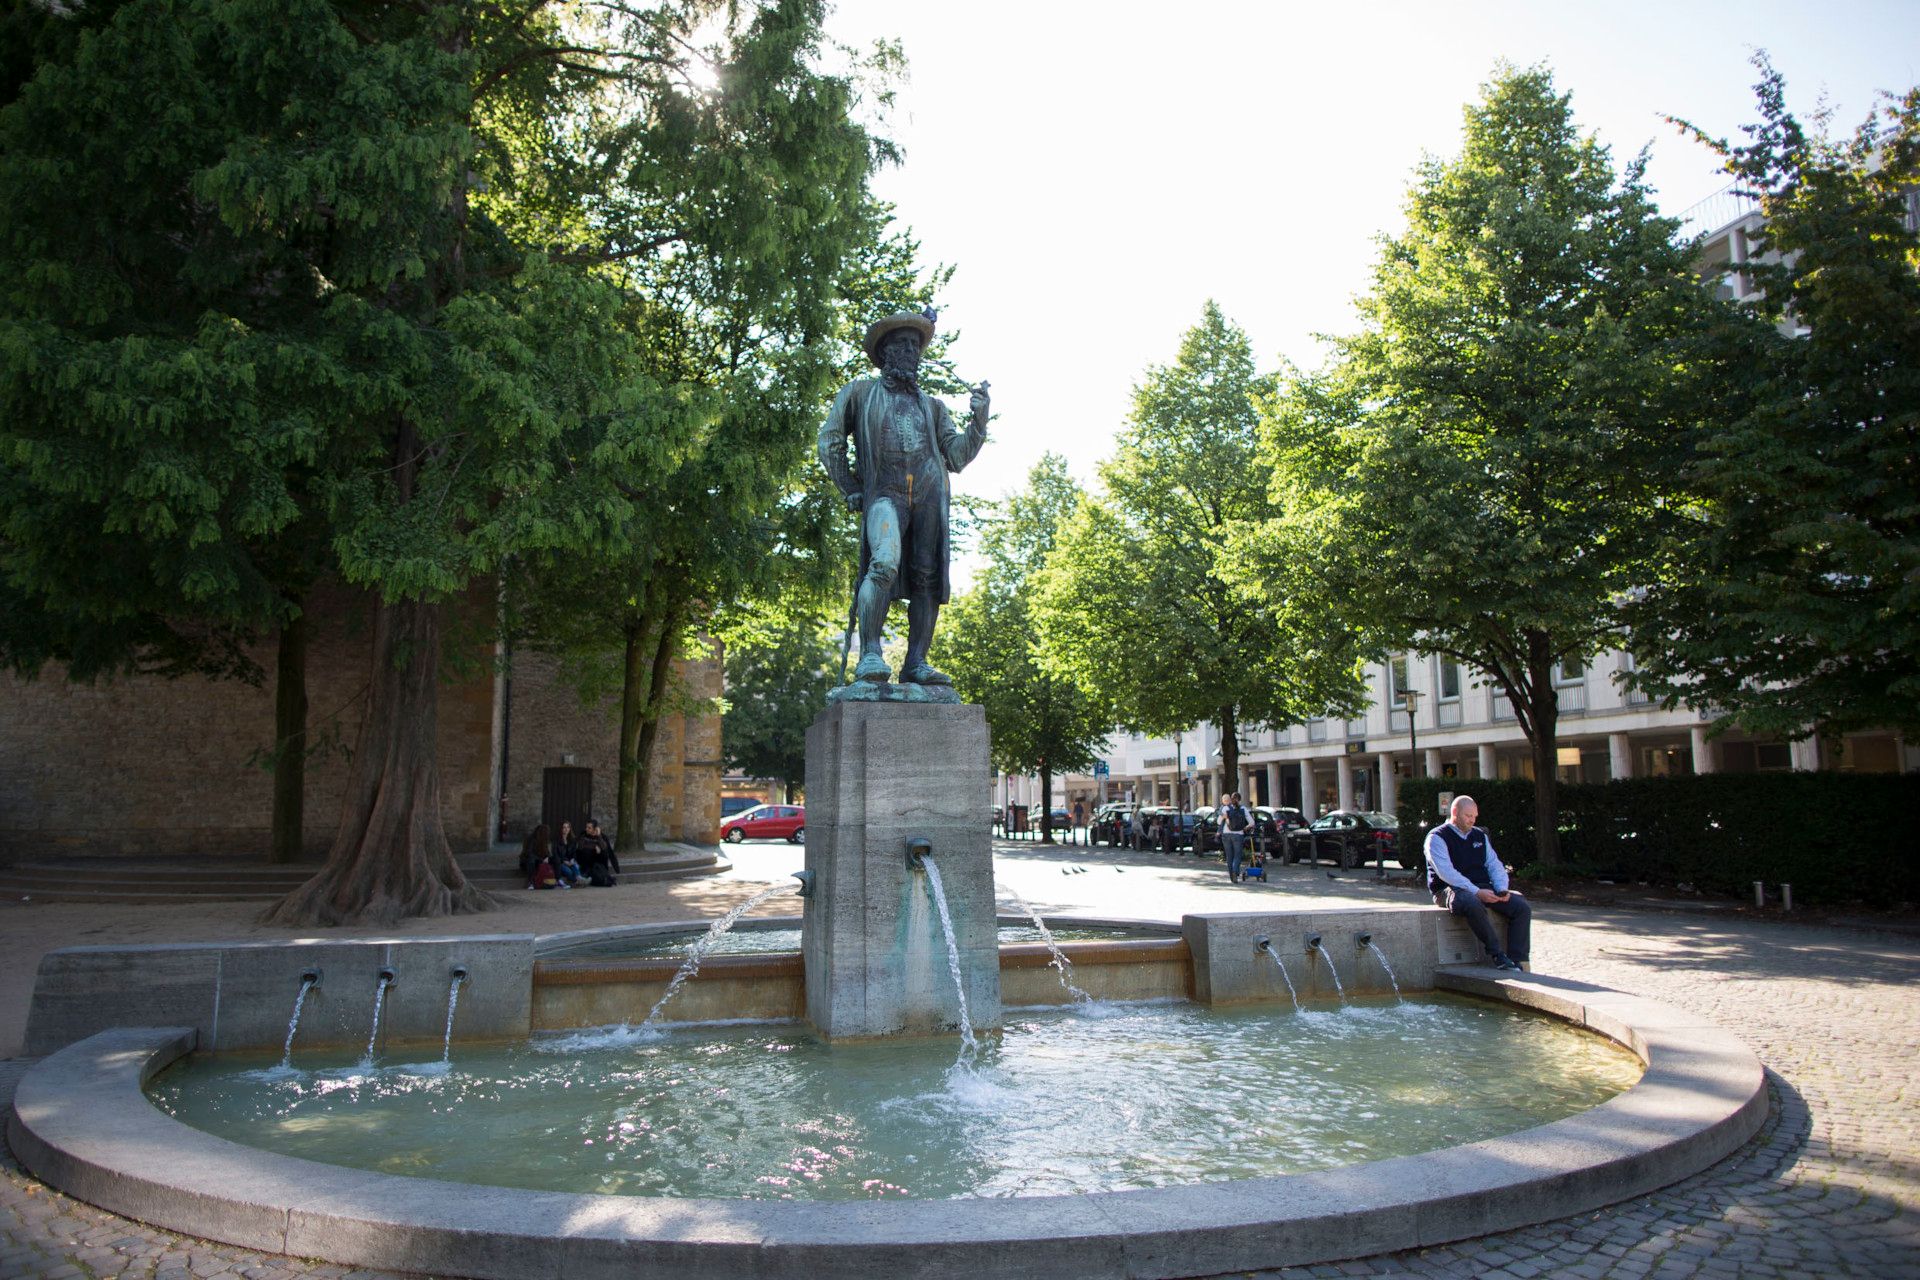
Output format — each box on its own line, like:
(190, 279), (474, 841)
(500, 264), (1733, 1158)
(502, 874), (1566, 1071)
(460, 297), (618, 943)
(1677, 183), (1761, 242)
(1438, 700), (1463, 727)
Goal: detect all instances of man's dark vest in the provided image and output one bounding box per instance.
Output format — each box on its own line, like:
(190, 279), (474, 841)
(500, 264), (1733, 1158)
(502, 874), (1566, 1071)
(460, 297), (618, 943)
(1431, 824), (1493, 892)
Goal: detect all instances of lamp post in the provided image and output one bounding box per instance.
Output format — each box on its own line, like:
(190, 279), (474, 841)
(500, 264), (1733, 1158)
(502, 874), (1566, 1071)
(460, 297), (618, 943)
(1402, 689), (1421, 772)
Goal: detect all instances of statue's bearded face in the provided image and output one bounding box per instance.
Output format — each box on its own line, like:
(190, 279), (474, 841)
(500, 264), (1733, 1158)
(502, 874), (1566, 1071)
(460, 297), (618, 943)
(879, 330), (923, 384)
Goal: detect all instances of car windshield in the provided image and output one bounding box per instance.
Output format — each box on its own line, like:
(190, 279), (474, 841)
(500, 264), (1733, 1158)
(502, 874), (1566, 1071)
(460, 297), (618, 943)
(1360, 812), (1396, 826)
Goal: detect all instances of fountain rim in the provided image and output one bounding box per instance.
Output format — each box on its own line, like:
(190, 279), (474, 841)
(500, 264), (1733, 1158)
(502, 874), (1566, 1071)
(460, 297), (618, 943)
(532, 912), (1180, 957)
(7, 969), (1766, 1280)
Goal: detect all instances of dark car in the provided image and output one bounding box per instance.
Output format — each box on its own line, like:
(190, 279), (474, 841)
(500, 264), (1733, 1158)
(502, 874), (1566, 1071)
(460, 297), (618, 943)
(1283, 810), (1400, 869)
(1089, 803), (1135, 846)
(1191, 805), (1305, 854)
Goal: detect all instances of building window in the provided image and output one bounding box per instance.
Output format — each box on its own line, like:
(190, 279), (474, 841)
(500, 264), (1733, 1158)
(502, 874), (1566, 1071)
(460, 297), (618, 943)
(1552, 657), (1585, 685)
(1439, 658), (1461, 700)
(1389, 654), (1411, 699)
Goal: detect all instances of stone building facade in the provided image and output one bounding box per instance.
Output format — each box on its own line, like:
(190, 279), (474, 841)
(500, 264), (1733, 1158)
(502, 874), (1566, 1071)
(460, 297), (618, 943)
(0, 583), (721, 860)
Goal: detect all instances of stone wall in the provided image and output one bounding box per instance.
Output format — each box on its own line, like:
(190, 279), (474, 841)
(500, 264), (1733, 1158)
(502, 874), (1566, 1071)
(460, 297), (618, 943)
(499, 638), (722, 846)
(0, 584), (721, 860)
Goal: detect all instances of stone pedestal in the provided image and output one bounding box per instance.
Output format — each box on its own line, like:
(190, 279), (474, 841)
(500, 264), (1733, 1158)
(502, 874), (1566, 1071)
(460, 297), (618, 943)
(802, 700), (1000, 1040)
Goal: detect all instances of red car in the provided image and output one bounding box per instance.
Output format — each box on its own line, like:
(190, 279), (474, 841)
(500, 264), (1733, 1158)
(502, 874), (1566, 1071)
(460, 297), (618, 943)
(720, 803), (806, 844)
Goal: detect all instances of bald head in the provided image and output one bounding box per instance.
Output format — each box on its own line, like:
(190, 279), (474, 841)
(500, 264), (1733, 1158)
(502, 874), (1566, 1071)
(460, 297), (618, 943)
(1449, 795), (1479, 831)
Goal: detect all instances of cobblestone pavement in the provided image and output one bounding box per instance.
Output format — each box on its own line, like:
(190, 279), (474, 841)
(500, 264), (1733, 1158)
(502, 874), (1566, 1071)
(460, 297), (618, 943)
(2, 863), (1916, 1278)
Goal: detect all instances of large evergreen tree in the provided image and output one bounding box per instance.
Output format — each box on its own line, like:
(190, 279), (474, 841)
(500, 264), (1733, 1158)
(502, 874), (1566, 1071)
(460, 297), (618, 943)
(1034, 304), (1365, 796)
(1626, 61), (1920, 741)
(1251, 66), (1742, 864)
(943, 455), (1111, 843)
(0, 0), (892, 922)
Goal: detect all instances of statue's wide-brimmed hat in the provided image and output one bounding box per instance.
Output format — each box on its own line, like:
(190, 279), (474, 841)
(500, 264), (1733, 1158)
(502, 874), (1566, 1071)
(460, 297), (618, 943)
(862, 310), (935, 366)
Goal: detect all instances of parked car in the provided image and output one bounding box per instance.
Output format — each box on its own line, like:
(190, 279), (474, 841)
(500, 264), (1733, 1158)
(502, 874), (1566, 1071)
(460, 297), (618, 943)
(1192, 805), (1306, 854)
(1282, 810), (1400, 869)
(719, 803), (806, 844)
(1089, 803), (1135, 846)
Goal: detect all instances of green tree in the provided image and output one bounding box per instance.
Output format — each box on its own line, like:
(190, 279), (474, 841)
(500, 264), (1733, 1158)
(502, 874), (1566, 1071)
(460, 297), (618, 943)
(944, 455), (1111, 843)
(1251, 66), (1741, 864)
(721, 617), (840, 801)
(1034, 304), (1365, 797)
(0, 0), (891, 922)
(1625, 60), (1920, 742)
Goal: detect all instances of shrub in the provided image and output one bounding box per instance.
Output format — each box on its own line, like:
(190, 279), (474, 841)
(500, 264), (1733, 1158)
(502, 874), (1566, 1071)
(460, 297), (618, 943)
(1399, 773), (1920, 904)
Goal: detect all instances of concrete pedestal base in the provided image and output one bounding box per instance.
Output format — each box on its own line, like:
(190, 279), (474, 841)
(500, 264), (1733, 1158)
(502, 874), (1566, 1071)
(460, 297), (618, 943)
(801, 701), (999, 1040)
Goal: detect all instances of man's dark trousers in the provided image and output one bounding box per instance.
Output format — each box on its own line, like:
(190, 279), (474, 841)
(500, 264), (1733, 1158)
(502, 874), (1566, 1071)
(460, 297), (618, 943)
(1444, 887), (1531, 963)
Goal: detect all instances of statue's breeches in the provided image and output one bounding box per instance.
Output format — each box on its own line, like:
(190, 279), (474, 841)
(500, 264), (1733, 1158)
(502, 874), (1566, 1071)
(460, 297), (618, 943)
(863, 491), (940, 598)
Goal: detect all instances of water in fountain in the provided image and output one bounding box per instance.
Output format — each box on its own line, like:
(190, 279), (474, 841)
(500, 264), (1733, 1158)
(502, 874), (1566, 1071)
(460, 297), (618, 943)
(920, 856), (977, 1067)
(360, 974), (392, 1068)
(1364, 942), (1404, 1002)
(440, 973), (465, 1062)
(1000, 889), (1092, 1006)
(1262, 949), (1301, 1013)
(269, 975), (316, 1075)
(638, 882), (797, 1032)
(1312, 948), (1347, 1002)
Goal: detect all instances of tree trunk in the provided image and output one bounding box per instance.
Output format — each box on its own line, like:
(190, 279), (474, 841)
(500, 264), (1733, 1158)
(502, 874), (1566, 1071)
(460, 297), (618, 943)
(1525, 632), (1563, 868)
(1219, 705), (1239, 802)
(619, 610), (679, 854)
(1038, 761), (1053, 843)
(264, 597), (494, 926)
(268, 609), (308, 865)
(615, 619), (649, 855)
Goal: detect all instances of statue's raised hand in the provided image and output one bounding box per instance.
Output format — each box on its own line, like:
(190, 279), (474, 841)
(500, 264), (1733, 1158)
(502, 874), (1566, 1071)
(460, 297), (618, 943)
(969, 381), (991, 422)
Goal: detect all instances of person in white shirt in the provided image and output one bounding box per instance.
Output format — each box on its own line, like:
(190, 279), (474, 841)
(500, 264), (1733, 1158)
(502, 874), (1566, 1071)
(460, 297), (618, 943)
(1424, 795), (1530, 971)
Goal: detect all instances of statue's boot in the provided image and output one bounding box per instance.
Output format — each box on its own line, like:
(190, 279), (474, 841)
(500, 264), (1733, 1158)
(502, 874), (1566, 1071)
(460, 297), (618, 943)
(899, 595), (950, 685)
(854, 650), (892, 684)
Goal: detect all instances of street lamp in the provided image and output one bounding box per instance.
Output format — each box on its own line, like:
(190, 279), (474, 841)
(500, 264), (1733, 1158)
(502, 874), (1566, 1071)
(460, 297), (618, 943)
(1402, 688), (1421, 772)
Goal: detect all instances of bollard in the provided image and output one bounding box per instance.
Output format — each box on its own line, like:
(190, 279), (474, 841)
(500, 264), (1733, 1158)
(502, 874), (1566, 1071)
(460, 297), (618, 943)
(1781, 883), (1793, 912)
(1752, 880), (1765, 908)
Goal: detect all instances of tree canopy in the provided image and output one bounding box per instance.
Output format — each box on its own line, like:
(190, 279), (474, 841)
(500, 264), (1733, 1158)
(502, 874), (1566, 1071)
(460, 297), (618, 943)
(1625, 59), (1920, 742)
(1247, 65), (1744, 862)
(944, 454), (1110, 841)
(1035, 302), (1365, 795)
(0, 0), (900, 921)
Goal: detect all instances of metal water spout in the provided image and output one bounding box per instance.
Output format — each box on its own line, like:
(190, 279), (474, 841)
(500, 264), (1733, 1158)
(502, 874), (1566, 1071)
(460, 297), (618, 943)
(1253, 935), (1272, 953)
(906, 837), (931, 872)
(1305, 934), (1322, 953)
(450, 966), (468, 986)
(301, 968), (322, 987)
(378, 966), (397, 986)
(792, 869), (816, 898)
(1355, 932), (1373, 949)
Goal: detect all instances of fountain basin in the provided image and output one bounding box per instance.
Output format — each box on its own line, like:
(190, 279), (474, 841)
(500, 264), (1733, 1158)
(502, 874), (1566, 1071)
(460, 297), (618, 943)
(9, 969), (1766, 1279)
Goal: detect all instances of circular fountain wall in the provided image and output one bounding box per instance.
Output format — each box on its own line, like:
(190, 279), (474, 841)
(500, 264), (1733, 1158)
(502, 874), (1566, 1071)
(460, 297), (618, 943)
(9, 968), (1766, 1280)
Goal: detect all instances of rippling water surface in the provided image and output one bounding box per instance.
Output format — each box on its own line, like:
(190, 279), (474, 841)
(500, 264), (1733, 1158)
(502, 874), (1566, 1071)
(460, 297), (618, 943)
(543, 924), (1149, 959)
(148, 995), (1641, 1200)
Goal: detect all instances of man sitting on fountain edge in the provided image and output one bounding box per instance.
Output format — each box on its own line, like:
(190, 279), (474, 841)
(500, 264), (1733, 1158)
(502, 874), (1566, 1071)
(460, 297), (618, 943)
(1425, 795), (1531, 972)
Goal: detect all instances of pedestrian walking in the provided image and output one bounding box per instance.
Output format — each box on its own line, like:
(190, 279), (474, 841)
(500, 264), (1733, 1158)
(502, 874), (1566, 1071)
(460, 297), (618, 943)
(1219, 792), (1253, 882)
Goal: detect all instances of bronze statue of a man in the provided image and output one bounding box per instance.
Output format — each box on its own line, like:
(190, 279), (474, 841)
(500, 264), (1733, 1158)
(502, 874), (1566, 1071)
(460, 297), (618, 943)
(817, 310), (991, 687)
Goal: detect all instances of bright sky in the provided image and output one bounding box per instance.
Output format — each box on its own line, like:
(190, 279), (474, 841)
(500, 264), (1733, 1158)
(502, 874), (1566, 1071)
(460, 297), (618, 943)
(824, 0), (1920, 517)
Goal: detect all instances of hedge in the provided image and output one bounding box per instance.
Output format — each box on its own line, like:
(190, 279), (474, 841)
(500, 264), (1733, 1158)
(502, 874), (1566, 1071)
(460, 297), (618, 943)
(1397, 772), (1920, 906)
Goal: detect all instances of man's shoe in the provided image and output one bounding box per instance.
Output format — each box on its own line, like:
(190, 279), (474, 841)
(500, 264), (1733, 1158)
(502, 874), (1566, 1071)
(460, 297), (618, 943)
(853, 652), (891, 684)
(1490, 954), (1522, 972)
(898, 661), (952, 686)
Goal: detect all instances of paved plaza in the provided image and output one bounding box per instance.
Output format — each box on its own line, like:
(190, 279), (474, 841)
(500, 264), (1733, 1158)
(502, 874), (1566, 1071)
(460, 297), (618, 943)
(2, 840), (1916, 1279)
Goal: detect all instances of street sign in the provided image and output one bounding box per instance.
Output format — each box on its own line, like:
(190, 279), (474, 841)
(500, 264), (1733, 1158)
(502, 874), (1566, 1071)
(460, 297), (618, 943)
(1093, 761), (1110, 778)
(1185, 755), (1196, 767)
